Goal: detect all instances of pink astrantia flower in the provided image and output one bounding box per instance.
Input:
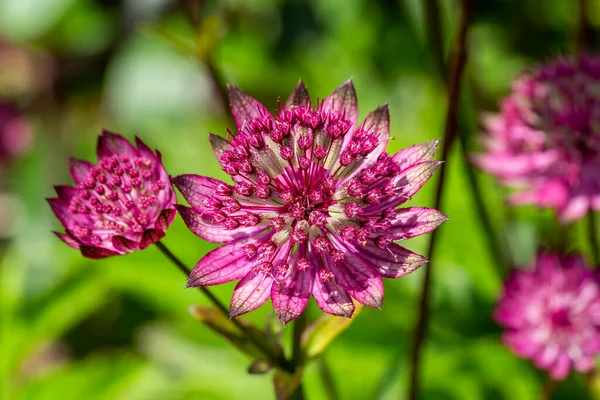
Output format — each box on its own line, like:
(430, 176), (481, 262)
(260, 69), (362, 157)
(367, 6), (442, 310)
(495, 252), (600, 380)
(474, 56), (600, 222)
(174, 79), (447, 322)
(48, 131), (176, 258)
(0, 102), (33, 163)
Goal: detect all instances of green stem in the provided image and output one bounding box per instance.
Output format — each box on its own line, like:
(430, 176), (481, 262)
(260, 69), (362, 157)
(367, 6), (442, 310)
(154, 241), (292, 371)
(588, 211), (599, 265)
(318, 356), (341, 400)
(289, 312), (308, 399)
(407, 1), (475, 399)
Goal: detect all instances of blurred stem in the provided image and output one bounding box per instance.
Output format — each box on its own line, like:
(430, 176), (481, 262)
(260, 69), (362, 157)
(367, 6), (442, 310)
(587, 211), (599, 265)
(154, 241), (292, 371)
(318, 356), (341, 400)
(407, 1), (475, 399)
(576, 0), (593, 55)
(539, 376), (558, 400)
(424, 0), (446, 80)
(178, 0), (229, 112)
(290, 312), (308, 400)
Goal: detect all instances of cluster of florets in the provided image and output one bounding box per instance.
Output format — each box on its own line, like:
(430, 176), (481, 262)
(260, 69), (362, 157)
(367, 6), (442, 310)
(474, 56), (600, 222)
(495, 253), (600, 380)
(175, 79), (446, 322)
(48, 131), (176, 258)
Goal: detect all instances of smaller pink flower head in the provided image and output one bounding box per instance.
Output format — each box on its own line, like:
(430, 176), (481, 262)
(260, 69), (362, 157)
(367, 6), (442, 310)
(495, 252), (600, 380)
(174, 79), (446, 322)
(48, 131), (177, 258)
(474, 56), (600, 223)
(0, 102), (32, 163)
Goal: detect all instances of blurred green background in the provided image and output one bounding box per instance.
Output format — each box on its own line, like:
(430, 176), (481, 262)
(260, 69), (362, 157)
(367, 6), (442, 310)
(1, 0), (600, 399)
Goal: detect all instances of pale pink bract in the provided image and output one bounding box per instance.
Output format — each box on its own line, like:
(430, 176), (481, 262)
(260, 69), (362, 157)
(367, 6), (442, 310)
(175, 80), (446, 322)
(474, 56), (600, 222)
(495, 252), (600, 380)
(48, 131), (177, 258)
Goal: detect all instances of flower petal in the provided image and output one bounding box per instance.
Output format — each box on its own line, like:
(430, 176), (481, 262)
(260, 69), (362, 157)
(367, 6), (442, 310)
(387, 207), (448, 240)
(54, 231), (81, 249)
(309, 251), (355, 317)
(69, 158), (94, 184)
(285, 80), (311, 109)
(360, 104), (389, 165)
(140, 229), (165, 249)
(358, 241), (427, 278)
(230, 271), (274, 318)
(154, 208), (177, 231)
(112, 235), (140, 252)
(172, 174), (226, 210)
(322, 79), (358, 128)
(392, 140), (440, 170)
(228, 85), (272, 134)
(80, 245), (121, 259)
(97, 130), (136, 159)
(327, 255), (384, 308)
(176, 205), (265, 243)
(187, 237), (266, 287)
(271, 255), (313, 324)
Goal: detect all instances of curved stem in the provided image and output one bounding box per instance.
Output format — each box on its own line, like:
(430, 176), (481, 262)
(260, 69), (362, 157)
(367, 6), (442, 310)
(154, 241), (292, 371)
(407, 1), (475, 399)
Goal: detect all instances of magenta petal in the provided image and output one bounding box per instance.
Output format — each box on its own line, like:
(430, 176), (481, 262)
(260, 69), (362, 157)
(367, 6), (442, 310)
(80, 246), (121, 259)
(155, 208), (176, 231)
(54, 231), (81, 249)
(97, 130), (136, 158)
(140, 229), (164, 249)
(322, 79), (358, 131)
(394, 161), (441, 203)
(134, 136), (159, 162)
(230, 271), (274, 318)
(393, 140), (440, 170)
(54, 185), (78, 202)
(176, 205), (264, 243)
(311, 276), (355, 318)
(327, 255), (384, 308)
(228, 86), (272, 134)
(188, 241), (257, 287)
(358, 242), (427, 278)
(112, 236), (139, 252)
(549, 353), (571, 380)
(285, 80), (311, 109)
(388, 207), (449, 240)
(69, 158), (94, 183)
(271, 268), (313, 324)
(172, 174), (226, 210)
(360, 104), (389, 164)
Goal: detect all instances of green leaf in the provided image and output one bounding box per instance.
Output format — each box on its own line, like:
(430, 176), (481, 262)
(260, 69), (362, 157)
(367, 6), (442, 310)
(189, 306), (283, 361)
(301, 303), (363, 360)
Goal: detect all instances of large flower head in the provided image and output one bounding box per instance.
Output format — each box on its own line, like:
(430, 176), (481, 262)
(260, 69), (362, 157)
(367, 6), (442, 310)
(495, 252), (600, 380)
(48, 131), (177, 258)
(175, 80), (446, 322)
(474, 56), (600, 222)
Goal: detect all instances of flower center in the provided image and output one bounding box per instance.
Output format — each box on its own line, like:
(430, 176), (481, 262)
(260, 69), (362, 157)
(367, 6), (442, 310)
(67, 154), (167, 242)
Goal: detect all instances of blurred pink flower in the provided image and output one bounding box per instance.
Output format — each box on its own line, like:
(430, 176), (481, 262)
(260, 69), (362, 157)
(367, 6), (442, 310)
(0, 102), (32, 163)
(474, 56), (600, 222)
(48, 131), (176, 258)
(495, 252), (600, 380)
(174, 80), (446, 322)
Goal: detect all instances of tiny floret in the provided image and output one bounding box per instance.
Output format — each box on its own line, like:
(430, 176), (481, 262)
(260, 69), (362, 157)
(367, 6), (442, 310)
(474, 56), (600, 222)
(175, 80), (446, 322)
(48, 131), (177, 258)
(495, 252), (600, 380)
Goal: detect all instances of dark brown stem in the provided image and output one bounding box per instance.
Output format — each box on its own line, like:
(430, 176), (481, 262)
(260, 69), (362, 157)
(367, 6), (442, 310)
(407, 1), (475, 399)
(154, 241), (292, 371)
(178, 0), (229, 113)
(539, 376), (558, 400)
(576, 0), (593, 55)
